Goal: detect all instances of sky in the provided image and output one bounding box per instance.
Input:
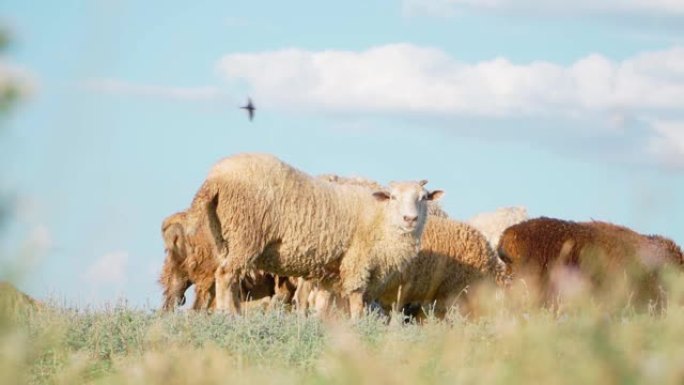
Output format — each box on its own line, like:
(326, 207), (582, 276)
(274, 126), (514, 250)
(0, 0), (683, 307)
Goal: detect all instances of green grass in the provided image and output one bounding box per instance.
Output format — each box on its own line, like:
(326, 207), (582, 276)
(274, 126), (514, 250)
(2, 276), (684, 385)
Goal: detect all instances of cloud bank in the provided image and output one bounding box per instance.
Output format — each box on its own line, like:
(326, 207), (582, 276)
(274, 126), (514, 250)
(216, 44), (684, 169)
(402, 0), (684, 17)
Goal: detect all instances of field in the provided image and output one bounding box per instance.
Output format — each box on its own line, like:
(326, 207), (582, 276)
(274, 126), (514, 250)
(2, 276), (684, 385)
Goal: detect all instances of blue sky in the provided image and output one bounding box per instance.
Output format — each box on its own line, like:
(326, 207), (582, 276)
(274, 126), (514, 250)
(1, 0), (683, 307)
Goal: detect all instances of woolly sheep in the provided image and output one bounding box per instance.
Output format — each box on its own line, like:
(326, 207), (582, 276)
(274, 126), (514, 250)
(319, 174), (449, 219)
(159, 207), (294, 311)
(468, 206), (528, 250)
(159, 210), (212, 311)
(297, 217), (508, 320)
(376, 216), (509, 320)
(264, 173), (448, 318)
(497, 216), (684, 308)
(196, 153), (443, 318)
(300, 175), (502, 320)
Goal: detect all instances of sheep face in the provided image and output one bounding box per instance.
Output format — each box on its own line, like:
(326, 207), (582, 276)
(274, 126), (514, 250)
(160, 220), (191, 311)
(159, 255), (191, 311)
(373, 180), (444, 235)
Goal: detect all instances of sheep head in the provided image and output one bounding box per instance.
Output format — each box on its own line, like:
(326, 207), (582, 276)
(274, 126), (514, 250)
(373, 180), (444, 235)
(159, 213), (192, 311)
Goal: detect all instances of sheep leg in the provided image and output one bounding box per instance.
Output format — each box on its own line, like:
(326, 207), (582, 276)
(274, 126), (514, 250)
(313, 288), (332, 317)
(212, 207), (265, 313)
(215, 259), (243, 314)
(293, 278), (311, 316)
(192, 287), (209, 311)
(348, 291), (364, 320)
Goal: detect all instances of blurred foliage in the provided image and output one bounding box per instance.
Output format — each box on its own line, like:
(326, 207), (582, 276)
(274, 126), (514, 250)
(0, 25), (19, 230)
(0, 276), (683, 385)
(0, 84), (22, 114)
(0, 26), (10, 51)
(0, 26), (24, 115)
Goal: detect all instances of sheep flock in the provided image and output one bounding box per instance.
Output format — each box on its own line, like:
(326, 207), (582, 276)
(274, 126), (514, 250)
(159, 152), (684, 320)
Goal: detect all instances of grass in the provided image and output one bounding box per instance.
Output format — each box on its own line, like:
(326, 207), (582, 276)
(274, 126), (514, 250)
(2, 274), (684, 385)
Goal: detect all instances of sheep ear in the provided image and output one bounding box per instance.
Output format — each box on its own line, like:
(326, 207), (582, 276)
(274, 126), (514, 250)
(419, 179), (428, 186)
(164, 223), (186, 264)
(426, 190), (444, 201)
(373, 191), (391, 202)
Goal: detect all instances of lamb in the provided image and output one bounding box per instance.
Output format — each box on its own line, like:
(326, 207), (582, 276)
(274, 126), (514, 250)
(297, 217), (508, 320)
(159, 206), (295, 312)
(195, 153), (443, 318)
(497, 216), (684, 308)
(375, 216), (509, 320)
(468, 206), (528, 250)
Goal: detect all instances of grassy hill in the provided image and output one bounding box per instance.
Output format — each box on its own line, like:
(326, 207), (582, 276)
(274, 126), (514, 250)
(0, 281), (40, 316)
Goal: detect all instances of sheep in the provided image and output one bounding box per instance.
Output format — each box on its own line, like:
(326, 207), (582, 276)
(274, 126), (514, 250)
(159, 210), (208, 311)
(468, 206), (528, 250)
(284, 174), (450, 318)
(299, 175), (502, 321)
(159, 206), (295, 312)
(497, 216), (684, 309)
(195, 153), (443, 318)
(319, 174), (449, 219)
(296, 217), (508, 321)
(376, 216), (509, 320)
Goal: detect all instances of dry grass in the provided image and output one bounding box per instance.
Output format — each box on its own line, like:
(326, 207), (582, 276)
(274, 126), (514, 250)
(2, 271), (684, 385)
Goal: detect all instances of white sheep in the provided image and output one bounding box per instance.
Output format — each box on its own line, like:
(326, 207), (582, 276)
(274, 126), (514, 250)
(291, 176), (508, 320)
(378, 216), (509, 320)
(319, 174), (449, 219)
(468, 206), (528, 250)
(194, 153), (443, 318)
(307, 217), (509, 321)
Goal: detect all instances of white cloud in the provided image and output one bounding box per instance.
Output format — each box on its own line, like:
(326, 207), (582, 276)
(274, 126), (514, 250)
(82, 78), (233, 102)
(402, 0), (684, 17)
(216, 44), (684, 169)
(83, 251), (129, 285)
(647, 119), (684, 169)
(216, 44), (684, 116)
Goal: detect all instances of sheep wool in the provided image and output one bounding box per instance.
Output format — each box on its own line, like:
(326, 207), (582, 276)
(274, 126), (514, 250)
(194, 153), (442, 317)
(378, 216), (508, 319)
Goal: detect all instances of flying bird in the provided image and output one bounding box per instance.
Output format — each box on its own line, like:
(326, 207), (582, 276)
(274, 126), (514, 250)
(240, 97), (255, 121)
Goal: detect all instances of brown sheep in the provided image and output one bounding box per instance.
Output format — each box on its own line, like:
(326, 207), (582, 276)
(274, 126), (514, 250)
(159, 207), (295, 312)
(497, 217), (684, 309)
(159, 210), (205, 311)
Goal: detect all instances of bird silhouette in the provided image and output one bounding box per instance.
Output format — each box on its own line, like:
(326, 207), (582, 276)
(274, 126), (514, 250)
(240, 97), (255, 121)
